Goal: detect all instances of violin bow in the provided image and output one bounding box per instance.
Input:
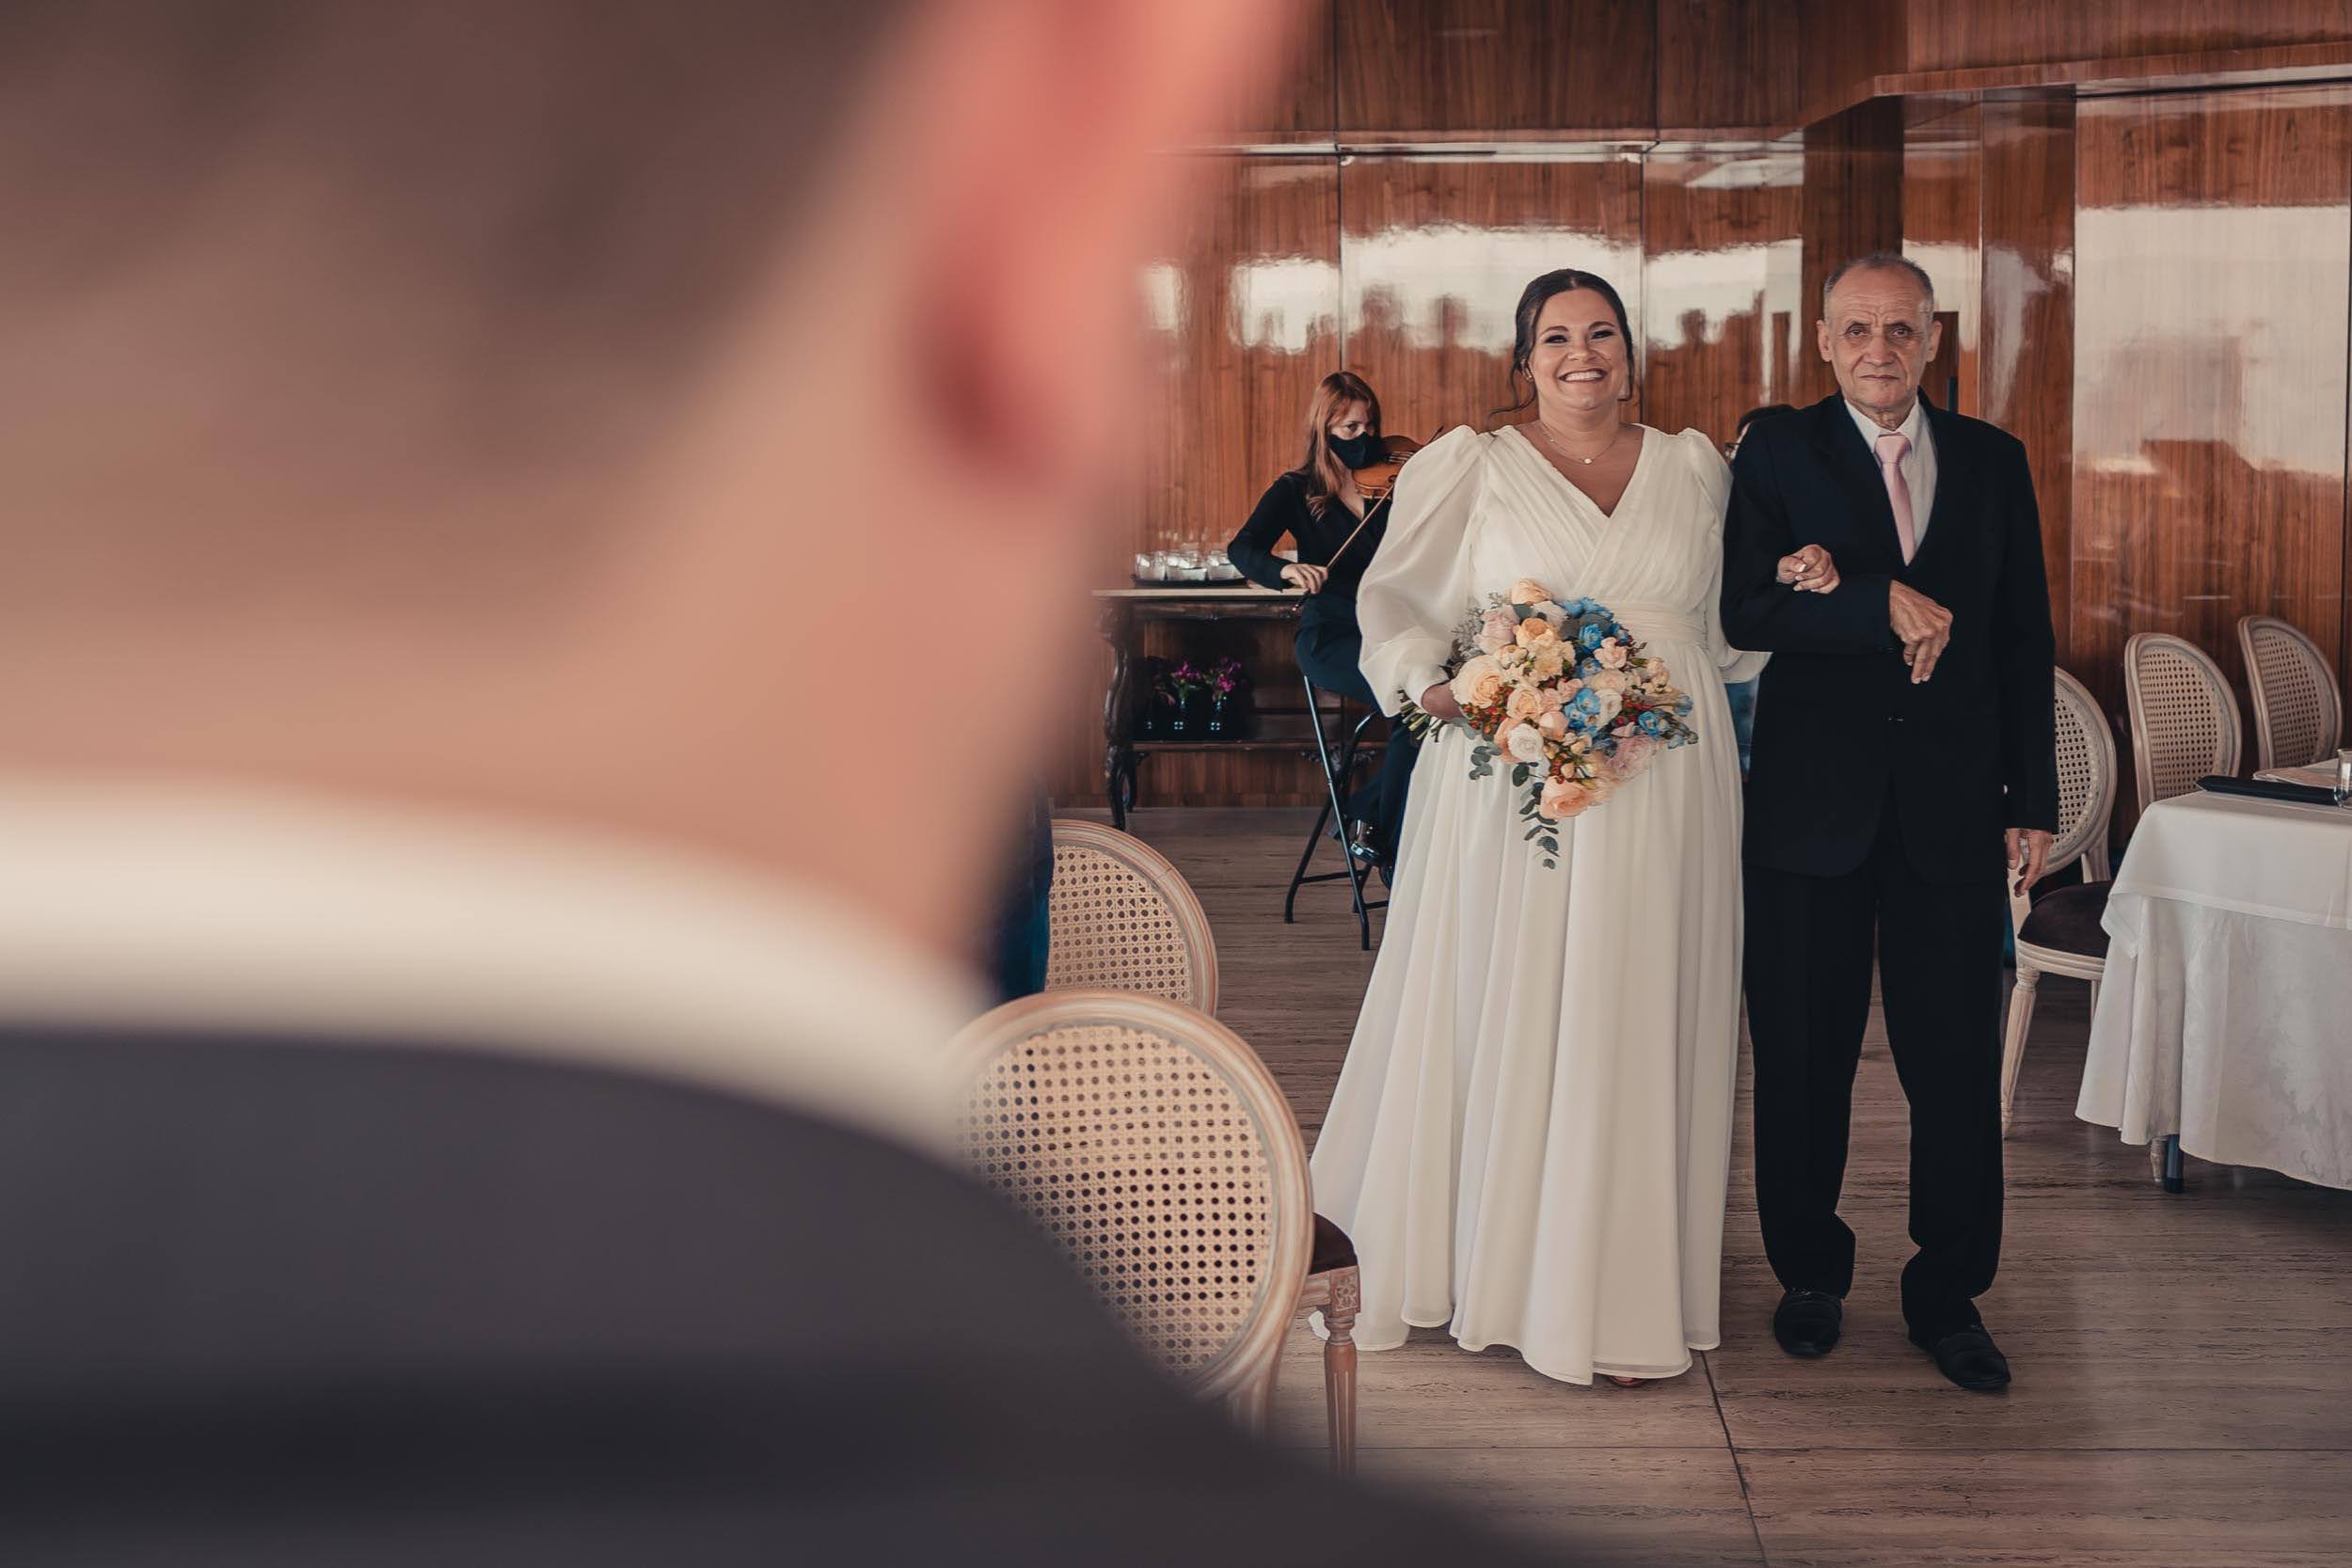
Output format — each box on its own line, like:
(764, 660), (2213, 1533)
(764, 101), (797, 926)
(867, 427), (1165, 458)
(1321, 490), (1388, 575)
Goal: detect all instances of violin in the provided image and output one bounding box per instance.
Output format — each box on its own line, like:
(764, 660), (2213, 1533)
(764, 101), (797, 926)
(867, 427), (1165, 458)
(1344, 433), (1425, 505)
(1317, 434), (1424, 579)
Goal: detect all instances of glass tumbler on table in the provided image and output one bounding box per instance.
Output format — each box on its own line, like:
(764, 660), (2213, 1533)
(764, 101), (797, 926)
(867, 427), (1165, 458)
(2335, 748), (2352, 806)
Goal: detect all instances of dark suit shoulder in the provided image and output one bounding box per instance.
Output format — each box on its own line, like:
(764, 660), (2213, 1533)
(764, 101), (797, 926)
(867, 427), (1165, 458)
(1924, 402), (2026, 461)
(0, 1025), (1571, 1565)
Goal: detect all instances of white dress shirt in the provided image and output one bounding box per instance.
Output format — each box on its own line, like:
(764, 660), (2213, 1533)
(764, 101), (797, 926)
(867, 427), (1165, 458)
(0, 777), (983, 1155)
(1844, 396), (1938, 548)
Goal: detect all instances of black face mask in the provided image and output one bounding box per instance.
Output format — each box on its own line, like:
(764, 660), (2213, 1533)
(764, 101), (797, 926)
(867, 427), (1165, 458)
(1327, 431), (1380, 469)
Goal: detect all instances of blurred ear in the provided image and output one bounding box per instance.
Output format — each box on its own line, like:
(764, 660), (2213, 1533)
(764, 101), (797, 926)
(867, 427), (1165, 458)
(905, 0), (1301, 498)
(1816, 318), (1835, 363)
(1925, 316), (1946, 364)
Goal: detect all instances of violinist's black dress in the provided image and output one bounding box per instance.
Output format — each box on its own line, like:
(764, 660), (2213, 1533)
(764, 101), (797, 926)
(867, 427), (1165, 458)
(1228, 473), (1417, 875)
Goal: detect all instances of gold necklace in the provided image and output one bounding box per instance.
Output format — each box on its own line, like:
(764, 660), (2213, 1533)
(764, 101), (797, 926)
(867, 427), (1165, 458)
(1535, 420), (1622, 467)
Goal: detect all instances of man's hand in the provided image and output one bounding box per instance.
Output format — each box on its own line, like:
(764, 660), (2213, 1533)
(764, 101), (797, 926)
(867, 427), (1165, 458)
(1775, 543), (1840, 594)
(1419, 681), (1464, 722)
(2007, 828), (2053, 896)
(1888, 581), (1953, 684)
(1280, 562), (1328, 594)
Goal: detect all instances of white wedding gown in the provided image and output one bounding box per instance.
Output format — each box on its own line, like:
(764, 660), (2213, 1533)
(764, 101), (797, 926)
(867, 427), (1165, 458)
(1310, 422), (1767, 1386)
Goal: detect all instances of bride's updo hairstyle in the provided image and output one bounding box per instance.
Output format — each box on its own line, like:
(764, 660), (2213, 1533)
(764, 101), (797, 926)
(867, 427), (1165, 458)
(1489, 269), (1636, 425)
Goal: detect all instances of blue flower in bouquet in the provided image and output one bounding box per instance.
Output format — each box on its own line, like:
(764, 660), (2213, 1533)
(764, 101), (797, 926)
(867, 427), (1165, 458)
(1638, 709), (1665, 736)
(1578, 623), (1606, 651)
(1571, 688), (1603, 719)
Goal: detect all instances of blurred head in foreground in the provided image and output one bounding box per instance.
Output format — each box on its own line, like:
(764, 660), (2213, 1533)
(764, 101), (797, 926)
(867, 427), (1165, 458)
(0, 0), (1282, 963)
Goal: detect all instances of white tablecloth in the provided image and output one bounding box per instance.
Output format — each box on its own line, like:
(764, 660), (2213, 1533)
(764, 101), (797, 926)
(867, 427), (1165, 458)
(2077, 790), (2352, 1190)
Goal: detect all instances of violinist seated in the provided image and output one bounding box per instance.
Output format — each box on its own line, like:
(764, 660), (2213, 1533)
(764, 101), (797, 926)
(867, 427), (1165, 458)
(1227, 372), (1421, 882)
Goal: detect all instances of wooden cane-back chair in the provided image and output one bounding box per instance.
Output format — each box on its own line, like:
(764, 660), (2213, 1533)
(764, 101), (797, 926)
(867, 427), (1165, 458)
(2123, 633), (2242, 812)
(1999, 669), (2118, 1137)
(2238, 615), (2344, 772)
(948, 991), (1311, 1436)
(1046, 820), (1218, 1014)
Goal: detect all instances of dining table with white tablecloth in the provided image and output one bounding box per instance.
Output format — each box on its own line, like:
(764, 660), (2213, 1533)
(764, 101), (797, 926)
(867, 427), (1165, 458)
(2077, 788), (2352, 1191)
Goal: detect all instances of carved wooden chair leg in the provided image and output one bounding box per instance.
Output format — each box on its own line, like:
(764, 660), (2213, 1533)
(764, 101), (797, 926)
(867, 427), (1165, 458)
(1321, 1264), (1360, 1477)
(1998, 962), (2040, 1139)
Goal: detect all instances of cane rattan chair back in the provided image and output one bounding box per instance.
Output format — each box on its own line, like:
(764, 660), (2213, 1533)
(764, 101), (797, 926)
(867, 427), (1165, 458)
(2123, 633), (2242, 812)
(2001, 670), (2122, 1139)
(1046, 819), (1218, 1014)
(948, 990), (1311, 1425)
(2237, 615), (2344, 772)
(2047, 668), (2119, 887)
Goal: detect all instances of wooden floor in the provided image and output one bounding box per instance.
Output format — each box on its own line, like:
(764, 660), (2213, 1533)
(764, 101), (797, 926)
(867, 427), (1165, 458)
(1091, 806), (2352, 1568)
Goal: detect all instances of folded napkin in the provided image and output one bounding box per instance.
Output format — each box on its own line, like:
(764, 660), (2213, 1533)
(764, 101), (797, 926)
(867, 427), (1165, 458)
(2195, 774), (2341, 807)
(2255, 762), (2339, 790)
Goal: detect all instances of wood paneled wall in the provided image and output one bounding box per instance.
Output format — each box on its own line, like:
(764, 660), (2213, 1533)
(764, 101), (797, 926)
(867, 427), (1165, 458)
(2070, 84), (2352, 808)
(1211, 2), (2352, 147)
(1798, 100), (1906, 404)
(1137, 160), (1340, 555)
(1902, 106), (1983, 418)
(1905, 0), (2352, 73)
(1640, 150), (1804, 436)
(1978, 96), (2076, 664)
(1655, 1), (1803, 134)
(1337, 0), (1657, 136)
(1341, 156), (1645, 442)
(1797, 0), (1910, 120)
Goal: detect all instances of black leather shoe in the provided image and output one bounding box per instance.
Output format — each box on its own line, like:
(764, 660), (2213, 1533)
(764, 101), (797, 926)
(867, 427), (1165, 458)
(1772, 1289), (1843, 1357)
(1911, 1323), (2011, 1391)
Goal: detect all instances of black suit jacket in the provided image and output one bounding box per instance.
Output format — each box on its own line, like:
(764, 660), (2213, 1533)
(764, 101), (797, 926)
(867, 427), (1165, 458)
(0, 1027), (1573, 1566)
(1720, 394), (2058, 884)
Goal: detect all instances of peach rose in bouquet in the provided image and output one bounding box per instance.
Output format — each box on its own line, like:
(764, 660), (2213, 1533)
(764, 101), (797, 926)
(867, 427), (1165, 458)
(1504, 685), (1545, 722)
(1510, 577), (1552, 606)
(1450, 654), (1506, 709)
(1538, 779), (1597, 820)
(1476, 607), (1520, 654)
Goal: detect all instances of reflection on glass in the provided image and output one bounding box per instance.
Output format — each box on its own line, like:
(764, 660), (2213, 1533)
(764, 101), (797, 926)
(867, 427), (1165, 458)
(1345, 222), (1643, 351)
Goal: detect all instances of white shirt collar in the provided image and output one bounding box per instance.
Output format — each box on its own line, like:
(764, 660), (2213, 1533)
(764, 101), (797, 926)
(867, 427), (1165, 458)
(1844, 395), (1927, 454)
(0, 776), (983, 1156)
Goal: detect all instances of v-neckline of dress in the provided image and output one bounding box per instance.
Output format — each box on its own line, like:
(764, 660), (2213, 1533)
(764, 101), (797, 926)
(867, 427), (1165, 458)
(1507, 422), (1653, 524)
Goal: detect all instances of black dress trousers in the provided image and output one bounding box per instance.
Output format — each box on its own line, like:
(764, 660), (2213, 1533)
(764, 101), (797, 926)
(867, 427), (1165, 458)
(1741, 784), (2008, 1338)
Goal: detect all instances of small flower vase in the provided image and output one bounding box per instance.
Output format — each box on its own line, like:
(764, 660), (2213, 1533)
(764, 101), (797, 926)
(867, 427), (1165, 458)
(1164, 692), (1191, 738)
(1180, 688), (1213, 736)
(1207, 688), (1253, 739)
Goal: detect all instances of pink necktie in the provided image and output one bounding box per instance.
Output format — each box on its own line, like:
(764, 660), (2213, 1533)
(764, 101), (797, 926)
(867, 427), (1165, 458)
(1876, 431), (1917, 564)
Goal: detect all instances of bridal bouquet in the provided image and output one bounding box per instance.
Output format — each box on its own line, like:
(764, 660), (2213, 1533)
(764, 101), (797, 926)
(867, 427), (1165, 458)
(1398, 578), (1696, 866)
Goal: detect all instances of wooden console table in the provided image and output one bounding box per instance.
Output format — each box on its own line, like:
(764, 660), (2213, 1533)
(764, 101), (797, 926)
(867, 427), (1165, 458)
(1094, 585), (1316, 828)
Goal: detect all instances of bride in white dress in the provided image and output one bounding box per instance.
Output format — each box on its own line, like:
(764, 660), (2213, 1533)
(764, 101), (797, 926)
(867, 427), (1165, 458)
(1309, 270), (1809, 1386)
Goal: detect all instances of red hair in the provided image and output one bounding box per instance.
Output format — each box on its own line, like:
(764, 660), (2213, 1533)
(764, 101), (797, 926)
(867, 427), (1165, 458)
(1289, 372), (1383, 519)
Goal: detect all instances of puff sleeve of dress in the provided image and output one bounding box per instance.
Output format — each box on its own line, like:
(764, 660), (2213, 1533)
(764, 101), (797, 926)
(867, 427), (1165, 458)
(1682, 428), (1770, 685)
(1354, 424), (1486, 717)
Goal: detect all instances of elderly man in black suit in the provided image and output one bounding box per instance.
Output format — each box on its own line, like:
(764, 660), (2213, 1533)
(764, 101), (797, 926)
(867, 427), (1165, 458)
(0, 4), (1576, 1562)
(1720, 252), (2058, 1392)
